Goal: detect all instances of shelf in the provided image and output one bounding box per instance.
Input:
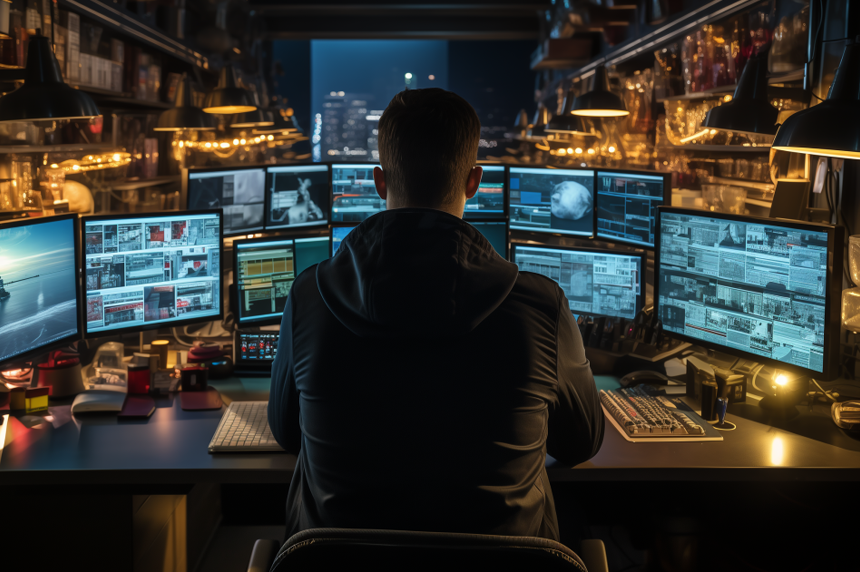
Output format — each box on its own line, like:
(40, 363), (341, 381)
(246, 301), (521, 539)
(71, 85), (173, 110)
(58, 0), (209, 70)
(656, 69), (807, 102)
(0, 143), (114, 154)
(705, 176), (774, 191)
(658, 144), (771, 153)
(107, 175), (180, 191)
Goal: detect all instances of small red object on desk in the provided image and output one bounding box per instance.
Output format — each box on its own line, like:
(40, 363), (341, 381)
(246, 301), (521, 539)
(127, 364), (150, 394)
(180, 388), (223, 411)
(187, 342), (223, 363)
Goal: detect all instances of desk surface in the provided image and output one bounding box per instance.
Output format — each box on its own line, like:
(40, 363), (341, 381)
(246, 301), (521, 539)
(3, 376), (860, 488)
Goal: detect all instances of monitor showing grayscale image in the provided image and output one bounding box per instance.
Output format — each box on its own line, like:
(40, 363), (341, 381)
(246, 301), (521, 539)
(266, 165), (330, 230)
(508, 167), (594, 237)
(186, 167), (266, 236)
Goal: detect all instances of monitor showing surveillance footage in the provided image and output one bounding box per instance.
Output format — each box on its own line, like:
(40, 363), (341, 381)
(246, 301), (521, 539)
(266, 165), (330, 230)
(83, 211), (222, 336)
(186, 167), (266, 236)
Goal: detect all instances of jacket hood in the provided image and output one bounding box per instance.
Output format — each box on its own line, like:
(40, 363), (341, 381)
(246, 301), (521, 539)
(316, 208), (518, 339)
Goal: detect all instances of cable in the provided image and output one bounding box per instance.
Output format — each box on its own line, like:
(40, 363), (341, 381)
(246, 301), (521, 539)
(171, 327), (194, 347)
(750, 363), (768, 394)
(811, 378), (838, 402)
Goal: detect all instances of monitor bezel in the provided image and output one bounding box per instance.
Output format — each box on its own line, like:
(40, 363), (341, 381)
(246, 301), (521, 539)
(464, 164), (509, 221)
(510, 241), (645, 321)
(81, 209), (225, 339)
(264, 163), (332, 231)
(0, 213), (82, 368)
(594, 167), (672, 250)
(182, 164), (269, 237)
(506, 164), (596, 240)
(233, 232), (330, 326)
(654, 206), (844, 381)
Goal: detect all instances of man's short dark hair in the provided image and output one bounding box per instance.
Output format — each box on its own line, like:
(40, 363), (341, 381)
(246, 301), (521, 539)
(378, 88), (481, 208)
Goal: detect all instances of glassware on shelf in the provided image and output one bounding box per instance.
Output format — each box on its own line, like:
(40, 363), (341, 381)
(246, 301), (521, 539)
(0, 179), (14, 210)
(842, 235), (860, 332)
(702, 183), (747, 214)
(770, 2), (809, 73)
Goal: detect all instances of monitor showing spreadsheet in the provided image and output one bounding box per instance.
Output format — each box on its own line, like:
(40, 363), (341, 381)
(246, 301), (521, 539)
(266, 165), (330, 230)
(512, 244), (642, 320)
(655, 207), (843, 378)
(186, 167), (266, 236)
(83, 211), (223, 337)
(508, 167), (594, 237)
(234, 235), (329, 325)
(331, 163), (384, 223)
(596, 170), (668, 248)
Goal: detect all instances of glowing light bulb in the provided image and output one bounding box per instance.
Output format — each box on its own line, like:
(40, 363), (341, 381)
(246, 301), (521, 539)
(575, 148), (582, 154)
(233, 139), (239, 145)
(587, 148), (595, 154)
(608, 146), (616, 153)
(775, 374), (788, 387)
(240, 139), (246, 145)
(112, 153), (120, 162)
(567, 148), (573, 154)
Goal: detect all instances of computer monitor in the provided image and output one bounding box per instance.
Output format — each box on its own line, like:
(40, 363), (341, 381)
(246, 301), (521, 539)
(266, 164), (331, 230)
(511, 243), (643, 320)
(234, 329), (280, 374)
(464, 165), (506, 220)
(331, 224), (358, 256)
(471, 221), (508, 258)
(655, 207), (843, 379)
(331, 163), (384, 223)
(234, 235), (330, 325)
(0, 214), (81, 366)
(508, 166), (595, 237)
(596, 169), (670, 248)
(185, 166), (266, 236)
(83, 210), (223, 337)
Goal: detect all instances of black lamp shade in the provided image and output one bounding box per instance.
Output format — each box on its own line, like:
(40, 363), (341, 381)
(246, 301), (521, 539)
(703, 52), (778, 136)
(155, 73), (215, 131)
(203, 65), (256, 114)
(0, 35), (100, 122)
(571, 65), (629, 118)
(545, 88), (593, 135)
(528, 104), (550, 138)
(773, 41), (860, 159)
(514, 109), (529, 130)
(231, 89), (274, 128)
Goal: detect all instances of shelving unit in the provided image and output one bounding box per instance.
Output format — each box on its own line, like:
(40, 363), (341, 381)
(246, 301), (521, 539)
(0, 143), (114, 154)
(57, 0), (209, 70)
(71, 85), (173, 110)
(657, 143), (771, 153)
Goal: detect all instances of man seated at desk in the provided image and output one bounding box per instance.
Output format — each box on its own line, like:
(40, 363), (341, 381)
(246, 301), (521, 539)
(268, 88), (604, 541)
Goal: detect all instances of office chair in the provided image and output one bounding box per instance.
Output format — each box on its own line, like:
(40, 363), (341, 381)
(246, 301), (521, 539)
(247, 528), (609, 572)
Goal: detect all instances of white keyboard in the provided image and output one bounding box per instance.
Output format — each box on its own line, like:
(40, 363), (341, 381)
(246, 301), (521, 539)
(208, 401), (284, 453)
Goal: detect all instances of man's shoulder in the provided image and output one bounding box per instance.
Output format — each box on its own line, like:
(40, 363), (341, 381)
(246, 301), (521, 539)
(507, 271), (564, 314)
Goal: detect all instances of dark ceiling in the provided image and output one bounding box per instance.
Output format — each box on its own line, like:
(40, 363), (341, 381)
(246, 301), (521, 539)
(248, 1), (553, 40)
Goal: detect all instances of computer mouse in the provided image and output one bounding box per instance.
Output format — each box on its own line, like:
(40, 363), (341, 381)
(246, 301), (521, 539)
(619, 370), (672, 387)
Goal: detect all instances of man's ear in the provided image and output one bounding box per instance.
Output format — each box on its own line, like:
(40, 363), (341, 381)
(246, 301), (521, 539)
(373, 166), (387, 201)
(465, 166), (483, 200)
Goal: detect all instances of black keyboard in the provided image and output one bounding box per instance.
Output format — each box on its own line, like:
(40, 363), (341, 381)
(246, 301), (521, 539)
(601, 386), (720, 441)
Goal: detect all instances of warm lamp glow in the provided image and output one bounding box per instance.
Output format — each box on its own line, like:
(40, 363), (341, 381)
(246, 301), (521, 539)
(775, 374), (789, 387)
(203, 104), (255, 114)
(770, 145), (860, 160)
(571, 109), (629, 117)
(771, 436), (784, 466)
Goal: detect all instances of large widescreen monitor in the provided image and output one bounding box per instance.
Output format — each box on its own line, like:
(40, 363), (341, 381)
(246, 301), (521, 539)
(185, 166), (266, 236)
(83, 211), (223, 337)
(656, 207), (843, 379)
(511, 243), (642, 320)
(0, 214), (81, 365)
(508, 166), (594, 237)
(596, 169), (669, 248)
(234, 235), (330, 325)
(266, 165), (330, 230)
(331, 163), (384, 223)
(464, 165), (506, 220)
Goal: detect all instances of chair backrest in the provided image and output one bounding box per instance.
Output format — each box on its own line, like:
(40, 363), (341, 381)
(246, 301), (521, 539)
(271, 528), (589, 572)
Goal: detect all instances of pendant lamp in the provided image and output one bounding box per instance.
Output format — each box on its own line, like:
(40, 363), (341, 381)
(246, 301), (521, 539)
(0, 34), (100, 122)
(528, 104), (550, 138)
(703, 51), (778, 136)
(155, 73), (215, 131)
(203, 65), (256, 114)
(514, 109), (529, 131)
(773, 39), (860, 159)
(545, 88), (594, 135)
(231, 88), (274, 129)
(571, 65), (629, 118)
(253, 108), (301, 135)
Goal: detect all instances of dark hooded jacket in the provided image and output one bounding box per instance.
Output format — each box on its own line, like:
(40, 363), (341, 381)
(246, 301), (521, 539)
(269, 208), (603, 541)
